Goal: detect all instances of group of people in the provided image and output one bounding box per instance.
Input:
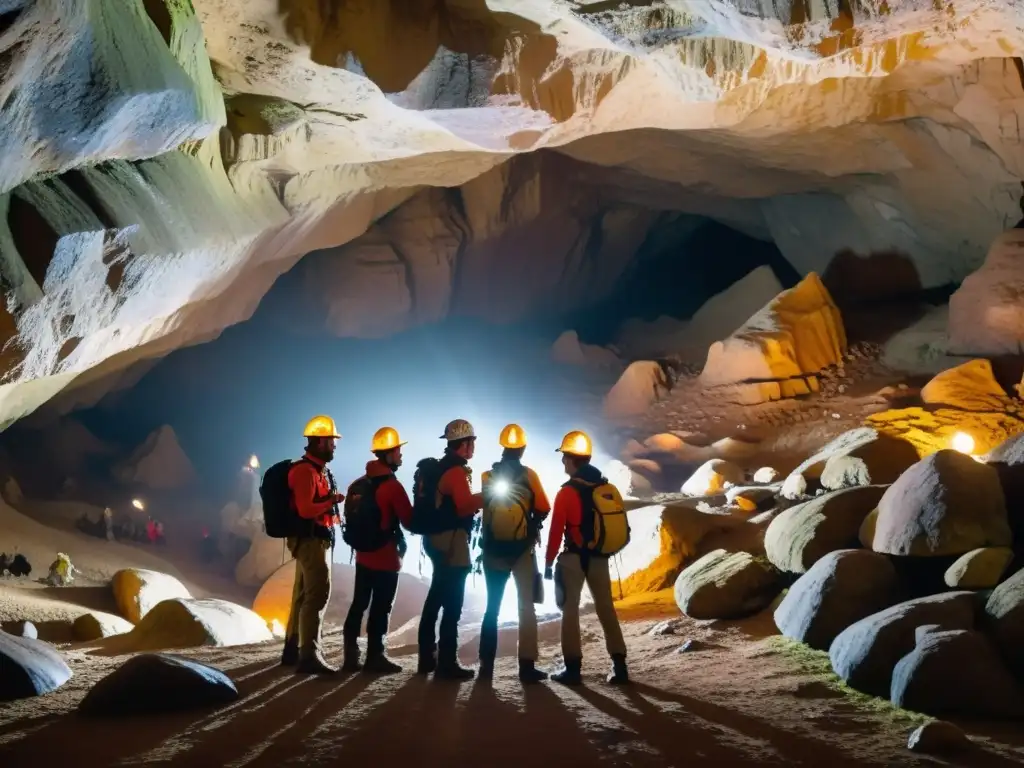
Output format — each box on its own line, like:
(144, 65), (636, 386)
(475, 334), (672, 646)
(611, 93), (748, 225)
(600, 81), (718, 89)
(262, 415), (631, 686)
(75, 507), (165, 545)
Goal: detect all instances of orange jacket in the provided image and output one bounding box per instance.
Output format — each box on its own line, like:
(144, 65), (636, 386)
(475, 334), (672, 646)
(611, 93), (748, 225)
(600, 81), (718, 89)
(288, 452), (340, 530)
(437, 465), (483, 519)
(481, 465), (552, 516)
(545, 485), (584, 566)
(354, 460), (414, 572)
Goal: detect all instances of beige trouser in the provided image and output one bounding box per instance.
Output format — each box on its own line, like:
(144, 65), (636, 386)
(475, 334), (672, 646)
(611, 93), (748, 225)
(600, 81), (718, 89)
(285, 537), (332, 659)
(426, 529), (471, 568)
(482, 549), (539, 660)
(555, 551), (626, 660)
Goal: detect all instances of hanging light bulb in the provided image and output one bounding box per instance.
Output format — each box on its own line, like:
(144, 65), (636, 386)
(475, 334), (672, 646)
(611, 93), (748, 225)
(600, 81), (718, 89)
(131, 498), (145, 511)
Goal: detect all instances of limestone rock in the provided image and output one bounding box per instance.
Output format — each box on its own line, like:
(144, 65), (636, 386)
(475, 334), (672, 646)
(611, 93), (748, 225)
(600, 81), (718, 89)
(700, 274), (846, 399)
(828, 592), (977, 697)
(73, 611), (134, 641)
(920, 359), (1012, 413)
(871, 450), (1010, 557)
(234, 532), (291, 588)
(607, 460), (653, 499)
(774, 550), (903, 651)
(984, 568), (1024, 678)
(788, 427), (919, 489)
(107, 598), (273, 652)
(113, 425), (198, 490)
(858, 508), (878, 548)
(0, 632), (72, 701)
(949, 229), (1024, 356)
(907, 721), (972, 755)
(603, 361), (670, 419)
(79, 653), (238, 715)
(112, 568), (192, 624)
(944, 548), (1015, 589)
(753, 467), (778, 484)
(726, 485), (777, 512)
(6, 620), (38, 639)
(550, 330), (619, 368)
(674, 550), (782, 620)
(641, 433), (713, 463)
(681, 459), (743, 496)
(765, 486), (887, 574)
(891, 629), (1024, 719)
(882, 306), (967, 376)
(819, 455), (870, 491)
(780, 473), (807, 501)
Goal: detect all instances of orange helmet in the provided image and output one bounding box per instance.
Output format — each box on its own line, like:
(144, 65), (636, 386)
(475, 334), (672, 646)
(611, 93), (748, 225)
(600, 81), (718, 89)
(499, 423), (527, 449)
(303, 415), (341, 439)
(371, 427), (406, 452)
(557, 430), (593, 457)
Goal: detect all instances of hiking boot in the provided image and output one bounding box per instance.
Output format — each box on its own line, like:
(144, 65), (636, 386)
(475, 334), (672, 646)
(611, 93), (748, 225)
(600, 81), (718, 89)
(606, 654), (629, 685)
(341, 641), (362, 673)
(296, 654), (339, 675)
(518, 659), (548, 684)
(478, 658), (495, 680)
(551, 658), (583, 686)
(416, 652), (437, 676)
(364, 652), (403, 675)
(280, 639), (299, 667)
(435, 658), (476, 681)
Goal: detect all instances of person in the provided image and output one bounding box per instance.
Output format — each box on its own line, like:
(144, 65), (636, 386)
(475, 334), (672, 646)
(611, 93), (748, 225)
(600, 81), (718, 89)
(341, 427), (414, 674)
(281, 415), (345, 675)
(545, 429), (629, 686)
(478, 423), (551, 683)
(103, 507), (115, 542)
(155, 520), (166, 545)
(415, 419), (483, 680)
(146, 517), (157, 545)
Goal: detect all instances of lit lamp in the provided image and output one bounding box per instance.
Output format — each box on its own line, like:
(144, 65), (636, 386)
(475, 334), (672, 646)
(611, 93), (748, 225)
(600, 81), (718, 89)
(248, 454), (260, 472)
(131, 498), (146, 512)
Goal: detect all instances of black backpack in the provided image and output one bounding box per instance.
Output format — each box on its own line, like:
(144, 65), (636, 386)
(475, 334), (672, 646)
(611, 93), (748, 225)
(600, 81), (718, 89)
(260, 458), (312, 539)
(407, 457), (461, 535)
(342, 475), (395, 552)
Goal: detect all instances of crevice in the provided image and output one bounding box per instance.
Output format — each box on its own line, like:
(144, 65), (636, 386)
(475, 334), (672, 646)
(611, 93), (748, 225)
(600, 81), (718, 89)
(61, 170), (116, 230)
(0, 8), (21, 38)
(7, 194), (58, 289)
(141, 0), (173, 46)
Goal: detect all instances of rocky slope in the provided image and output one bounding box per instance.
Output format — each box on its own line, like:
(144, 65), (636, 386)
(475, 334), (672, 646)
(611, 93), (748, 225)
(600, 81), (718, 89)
(3, 0), (1024, 427)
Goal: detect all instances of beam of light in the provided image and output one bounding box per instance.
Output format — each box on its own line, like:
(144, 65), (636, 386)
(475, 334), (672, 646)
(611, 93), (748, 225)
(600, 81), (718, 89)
(131, 498), (145, 511)
(951, 431), (975, 455)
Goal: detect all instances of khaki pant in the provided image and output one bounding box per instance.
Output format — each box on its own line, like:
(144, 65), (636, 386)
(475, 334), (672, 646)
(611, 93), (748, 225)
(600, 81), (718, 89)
(285, 537), (332, 659)
(555, 551), (626, 660)
(480, 549), (539, 662)
(426, 529), (471, 568)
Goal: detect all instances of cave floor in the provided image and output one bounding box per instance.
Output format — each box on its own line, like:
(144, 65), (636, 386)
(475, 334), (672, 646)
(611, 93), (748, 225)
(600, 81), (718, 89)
(3, 596), (1022, 767)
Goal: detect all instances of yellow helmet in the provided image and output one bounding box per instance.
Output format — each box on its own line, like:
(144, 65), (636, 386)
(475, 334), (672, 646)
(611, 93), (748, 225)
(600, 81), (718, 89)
(557, 430), (593, 457)
(499, 423), (527, 449)
(371, 426), (406, 453)
(303, 415), (341, 439)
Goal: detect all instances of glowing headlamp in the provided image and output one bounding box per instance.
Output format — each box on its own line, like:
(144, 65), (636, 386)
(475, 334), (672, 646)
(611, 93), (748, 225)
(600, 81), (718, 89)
(492, 479), (511, 498)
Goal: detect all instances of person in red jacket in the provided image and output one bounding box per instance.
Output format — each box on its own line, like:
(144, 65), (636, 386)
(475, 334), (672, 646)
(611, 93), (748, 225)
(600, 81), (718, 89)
(341, 427), (414, 674)
(282, 415), (345, 675)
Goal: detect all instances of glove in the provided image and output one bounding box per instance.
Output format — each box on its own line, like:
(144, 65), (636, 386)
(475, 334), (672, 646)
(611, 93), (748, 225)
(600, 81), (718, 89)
(544, 565), (553, 581)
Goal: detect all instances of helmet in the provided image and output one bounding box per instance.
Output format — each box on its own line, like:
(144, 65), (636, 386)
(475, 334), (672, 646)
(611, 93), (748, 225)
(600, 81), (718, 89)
(440, 419), (476, 441)
(303, 415), (341, 439)
(499, 423), (527, 449)
(371, 426), (406, 452)
(557, 430), (593, 457)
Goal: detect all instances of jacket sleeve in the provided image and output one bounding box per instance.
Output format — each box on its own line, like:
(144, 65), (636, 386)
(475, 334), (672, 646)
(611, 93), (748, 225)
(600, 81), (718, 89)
(442, 467), (483, 518)
(382, 479), (414, 528)
(526, 468), (551, 515)
(545, 487), (574, 565)
(289, 463), (336, 520)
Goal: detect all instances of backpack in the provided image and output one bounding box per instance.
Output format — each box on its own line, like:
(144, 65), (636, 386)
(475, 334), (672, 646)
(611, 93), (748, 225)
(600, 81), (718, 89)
(260, 458), (310, 539)
(342, 474), (394, 552)
(482, 464), (534, 558)
(407, 457), (461, 535)
(569, 477), (630, 556)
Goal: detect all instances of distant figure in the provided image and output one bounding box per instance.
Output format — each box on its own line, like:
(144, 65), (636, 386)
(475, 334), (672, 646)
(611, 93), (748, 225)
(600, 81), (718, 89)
(103, 508), (115, 542)
(146, 518), (157, 545)
(45, 553), (74, 586)
(8, 553), (31, 578)
(155, 521), (166, 546)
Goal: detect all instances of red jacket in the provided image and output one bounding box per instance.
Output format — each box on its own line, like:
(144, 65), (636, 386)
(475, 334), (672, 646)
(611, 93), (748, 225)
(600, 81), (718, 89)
(288, 452), (340, 530)
(354, 460), (414, 572)
(437, 465), (483, 519)
(545, 484), (585, 566)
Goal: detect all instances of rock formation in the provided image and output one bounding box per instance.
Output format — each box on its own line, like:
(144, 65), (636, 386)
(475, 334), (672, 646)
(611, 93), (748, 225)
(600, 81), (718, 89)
(113, 425), (198, 490)
(4, 1), (1024, 426)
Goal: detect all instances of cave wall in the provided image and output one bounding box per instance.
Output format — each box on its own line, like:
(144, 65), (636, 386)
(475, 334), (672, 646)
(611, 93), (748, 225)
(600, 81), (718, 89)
(4, 1), (1024, 428)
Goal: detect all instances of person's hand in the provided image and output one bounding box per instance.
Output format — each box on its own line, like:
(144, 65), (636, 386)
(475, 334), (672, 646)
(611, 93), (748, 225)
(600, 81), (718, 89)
(332, 492), (345, 504)
(544, 565), (553, 581)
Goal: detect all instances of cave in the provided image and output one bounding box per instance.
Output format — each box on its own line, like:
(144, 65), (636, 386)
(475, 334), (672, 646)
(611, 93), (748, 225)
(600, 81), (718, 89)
(3, 1), (1024, 762)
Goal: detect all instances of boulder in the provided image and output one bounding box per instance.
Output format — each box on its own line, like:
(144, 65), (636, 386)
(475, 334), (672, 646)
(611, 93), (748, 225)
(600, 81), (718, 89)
(780, 472), (807, 500)
(891, 629), (1024, 719)
(607, 460), (653, 498)
(753, 467), (778, 484)
(79, 653), (238, 715)
(699, 273), (846, 402)
(765, 486), (886, 574)
(106, 598), (273, 653)
(984, 567), (1024, 678)
(550, 330), (619, 367)
(948, 228), (1024, 356)
(819, 455), (870, 491)
(920, 359), (1012, 413)
(774, 550), (903, 651)
(681, 459), (743, 496)
(907, 721), (972, 755)
(113, 425), (198, 490)
(603, 361), (670, 419)
(787, 427), (919, 489)
(234, 532), (292, 587)
(871, 450), (1010, 557)
(73, 611), (134, 641)
(0, 632), (73, 701)
(944, 547), (1014, 589)
(7, 620), (38, 639)
(858, 508), (878, 548)
(726, 485), (778, 512)
(674, 550), (782, 620)
(112, 568), (192, 624)
(828, 592), (977, 697)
